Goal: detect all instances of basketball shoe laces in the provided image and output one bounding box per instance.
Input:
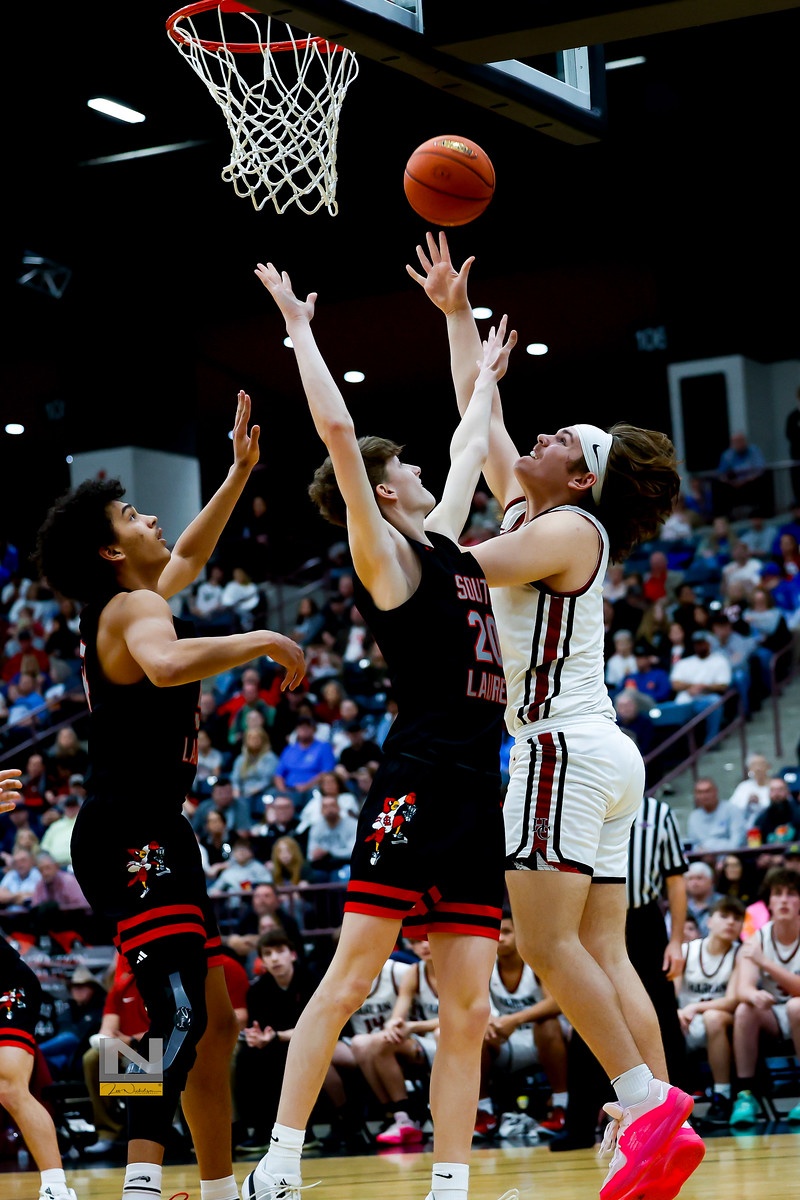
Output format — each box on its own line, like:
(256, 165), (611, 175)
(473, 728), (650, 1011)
(250, 1181), (320, 1200)
(598, 1102), (626, 1169)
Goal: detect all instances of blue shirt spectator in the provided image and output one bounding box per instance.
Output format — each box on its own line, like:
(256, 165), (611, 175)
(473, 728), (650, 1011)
(623, 642), (672, 702)
(274, 717), (336, 799)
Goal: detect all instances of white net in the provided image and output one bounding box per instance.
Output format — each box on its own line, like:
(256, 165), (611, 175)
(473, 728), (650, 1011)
(167, 4), (359, 215)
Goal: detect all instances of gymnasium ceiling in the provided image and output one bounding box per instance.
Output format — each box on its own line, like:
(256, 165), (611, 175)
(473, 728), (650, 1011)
(3, 2), (799, 560)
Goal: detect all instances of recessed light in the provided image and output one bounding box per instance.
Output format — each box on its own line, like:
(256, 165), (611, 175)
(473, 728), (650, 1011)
(88, 97), (146, 123)
(5, 423), (24, 435)
(283, 336), (294, 348)
(66, 455), (74, 464)
(605, 56), (646, 71)
(526, 343), (549, 356)
(472, 307), (493, 319)
(344, 371), (365, 383)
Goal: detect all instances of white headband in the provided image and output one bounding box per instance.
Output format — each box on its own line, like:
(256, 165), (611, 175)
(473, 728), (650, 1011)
(574, 424), (613, 504)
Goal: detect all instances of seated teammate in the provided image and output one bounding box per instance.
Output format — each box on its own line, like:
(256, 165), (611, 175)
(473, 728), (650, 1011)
(674, 898), (745, 1123)
(731, 868), (800, 1125)
(476, 911), (568, 1140)
(350, 937), (440, 1145)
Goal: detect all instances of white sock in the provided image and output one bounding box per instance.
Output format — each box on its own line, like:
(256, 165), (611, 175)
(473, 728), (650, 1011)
(393, 1110), (415, 1126)
(122, 1163), (162, 1200)
(200, 1177), (238, 1200)
(258, 1124), (304, 1183)
(611, 1064), (654, 1109)
(40, 1169), (68, 1195)
(477, 1097), (494, 1114)
(429, 1162), (469, 1200)
(551, 1092), (568, 1108)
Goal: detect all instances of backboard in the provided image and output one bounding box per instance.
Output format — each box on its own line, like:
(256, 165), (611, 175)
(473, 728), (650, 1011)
(247, 0), (607, 144)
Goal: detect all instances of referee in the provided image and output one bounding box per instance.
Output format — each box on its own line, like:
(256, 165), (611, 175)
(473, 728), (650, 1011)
(550, 794), (689, 1150)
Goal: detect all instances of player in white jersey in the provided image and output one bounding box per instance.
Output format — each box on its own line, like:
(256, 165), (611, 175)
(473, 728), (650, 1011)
(674, 898), (744, 1123)
(350, 939), (440, 1145)
(731, 869), (800, 1125)
(409, 232), (701, 1200)
(348, 959), (412, 1038)
(476, 913), (568, 1139)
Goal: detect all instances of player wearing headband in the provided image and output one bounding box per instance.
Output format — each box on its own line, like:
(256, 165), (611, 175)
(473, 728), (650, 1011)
(410, 234), (701, 1200)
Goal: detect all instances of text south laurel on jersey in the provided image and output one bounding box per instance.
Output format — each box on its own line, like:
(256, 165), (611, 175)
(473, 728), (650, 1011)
(454, 573), (507, 706)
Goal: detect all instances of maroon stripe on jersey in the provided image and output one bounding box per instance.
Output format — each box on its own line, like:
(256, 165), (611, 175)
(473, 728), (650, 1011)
(118, 922), (207, 954)
(502, 495), (526, 516)
(529, 597), (564, 717)
(117, 904), (205, 932)
(519, 591), (547, 723)
(0, 1029), (36, 1055)
(543, 597), (576, 720)
(532, 733), (558, 855)
(511, 737), (538, 860)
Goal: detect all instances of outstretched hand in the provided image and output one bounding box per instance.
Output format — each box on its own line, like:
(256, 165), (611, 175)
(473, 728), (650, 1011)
(406, 231), (474, 315)
(0, 769), (22, 815)
(255, 262), (317, 324)
(475, 315), (517, 386)
(231, 390), (260, 472)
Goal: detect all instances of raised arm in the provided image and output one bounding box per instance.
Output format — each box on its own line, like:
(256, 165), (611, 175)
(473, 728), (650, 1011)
(255, 262), (412, 608)
(115, 589), (304, 689)
(158, 391), (260, 599)
(425, 317), (516, 542)
(407, 231), (521, 507)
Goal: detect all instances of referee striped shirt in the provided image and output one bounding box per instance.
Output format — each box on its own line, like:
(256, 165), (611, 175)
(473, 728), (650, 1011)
(627, 795), (688, 909)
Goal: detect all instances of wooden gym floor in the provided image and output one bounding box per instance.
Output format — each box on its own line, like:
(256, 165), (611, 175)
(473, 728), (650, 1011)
(1, 1135), (799, 1200)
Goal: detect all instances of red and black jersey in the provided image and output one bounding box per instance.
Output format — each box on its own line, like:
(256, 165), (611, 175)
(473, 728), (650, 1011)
(353, 531), (504, 776)
(79, 597), (200, 805)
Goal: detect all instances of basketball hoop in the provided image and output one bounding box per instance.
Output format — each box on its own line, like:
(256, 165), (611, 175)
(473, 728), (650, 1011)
(166, 1), (359, 215)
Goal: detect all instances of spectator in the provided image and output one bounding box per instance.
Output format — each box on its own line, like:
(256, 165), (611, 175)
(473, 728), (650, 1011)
(687, 778), (742, 852)
(0, 848), (41, 915)
(727, 754), (772, 829)
(196, 728), (225, 791)
(602, 563), (629, 604)
(30, 852), (90, 912)
(614, 691), (656, 757)
(306, 795), (359, 883)
(684, 862), (722, 936)
(604, 630), (637, 692)
(715, 433), (766, 515)
(636, 600), (671, 660)
(730, 868), (800, 1126)
(39, 794), (83, 867)
(658, 631), (732, 741)
(221, 566), (260, 630)
(291, 597), (325, 647)
(708, 612), (758, 716)
(771, 504), (800, 558)
(257, 795), (305, 860)
(660, 620), (689, 673)
(754, 778), (800, 844)
(271, 837), (314, 889)
(660, 495), (694, 543)
(743, 586), (792, 685)
(721, 541), (764, 601)
(675, 897), (745, 1124)
(684, 476), (713, 526)
(210, 837), (272, 898)
(233, 929), (321, 1152)
(49, 726), (89, 778)
(778, 532), (800, 578)
(20, 752), (55, 811)
(0, 795), (43, 863)
(191, 776), (251, 838)
(226, 881), (303, 960)
(1, 628), (50, 683)
(670, 583), (701, 640)
(295, 772), (359, 846)
(715, 854), (756, 905)
(38, 966), (106, 1080)
(314, 680), (345, 726)
(622, 641), (672, 703)
(226, 674), (279, 749)
(642, 551), (682, 605)
(335, 719), (383, 783)
(199, 809), (233, 884)
(683, 916), (701, 942)
(273, 716), (336, 805)
(190, 563), (230, 627)
(199, 688), (230, 752)
(6, 671), (46, 733)
(738, 516), (774, 560)
(231, 728), (279, 818)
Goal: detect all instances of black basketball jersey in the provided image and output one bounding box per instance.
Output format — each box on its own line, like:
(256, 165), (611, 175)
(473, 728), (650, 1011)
(79, 597), (200, 805)
(353, 531), (504, 774)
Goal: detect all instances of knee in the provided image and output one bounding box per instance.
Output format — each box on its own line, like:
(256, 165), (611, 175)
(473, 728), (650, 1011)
(205, 1003), (240, 1052)
(535, 1017), (564, 1048)
(733, 1001), (754, 1030)
(786, 997), (800, 1024)
(440, 995), (491, 1044)
(0, 1074), (25, 1111)
(321, 973), (375, 1023)
(703, 1009), (731, 1034)
(349, 1034), (373, 1062)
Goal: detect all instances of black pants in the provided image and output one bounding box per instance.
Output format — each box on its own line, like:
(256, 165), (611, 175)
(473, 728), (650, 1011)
(563, 901), (687, 1139)
(235, 1040), (289, 1136)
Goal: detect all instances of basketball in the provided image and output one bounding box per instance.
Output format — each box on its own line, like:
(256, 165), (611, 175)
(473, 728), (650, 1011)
(404, 135), (495, 226)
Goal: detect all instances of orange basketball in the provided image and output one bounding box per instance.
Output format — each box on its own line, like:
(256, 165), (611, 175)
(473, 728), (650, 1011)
(404, 135), (495, 226)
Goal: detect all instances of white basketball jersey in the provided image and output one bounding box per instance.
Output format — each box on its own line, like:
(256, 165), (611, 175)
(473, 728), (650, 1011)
(758, 921), (800, 1001)
(489, 960), (543, 1030)
(410, 961), (439, 1023)
(492, 502), (615, 737)
(678, 938), (739, 1007)
(349, 959), (412, 1036)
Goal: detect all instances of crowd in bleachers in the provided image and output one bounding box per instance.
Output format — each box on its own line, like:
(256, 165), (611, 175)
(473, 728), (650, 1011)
(4, 481), (800, 1159)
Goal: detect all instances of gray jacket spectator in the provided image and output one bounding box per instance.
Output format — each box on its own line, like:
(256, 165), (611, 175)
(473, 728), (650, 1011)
(686, 778), (743, 851)
(684, 862), (721, 937)
(191, 777), (251, 837)
(306, 797), (358, 880)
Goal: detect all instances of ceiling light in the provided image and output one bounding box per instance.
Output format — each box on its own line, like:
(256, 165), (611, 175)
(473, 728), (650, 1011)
(283, 336), (294, 348)
(344, 371), (365, 383)
(605, 56), (646, 70)
(472, 307), (493, 319)
(87, 97), (146, 123)
(66, 455), (74, 464)
(526, 343), (549, 356)
(5, 424), (24, 435)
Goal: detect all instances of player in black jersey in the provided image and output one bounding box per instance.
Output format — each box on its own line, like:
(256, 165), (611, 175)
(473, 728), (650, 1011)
(34, 394), (305, 1200)
(243, 263), (516, 1200)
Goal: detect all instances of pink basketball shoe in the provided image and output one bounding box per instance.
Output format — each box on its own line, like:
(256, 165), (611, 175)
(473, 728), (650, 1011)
(599, 1080), (694, 1200)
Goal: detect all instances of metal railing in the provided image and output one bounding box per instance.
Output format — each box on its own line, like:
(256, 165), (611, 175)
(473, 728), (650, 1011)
(643, 687), (747, 797)
(769, 641), (800, 759)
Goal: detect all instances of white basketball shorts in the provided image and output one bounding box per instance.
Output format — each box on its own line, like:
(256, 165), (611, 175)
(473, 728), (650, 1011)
(504, 720), (645, 880)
